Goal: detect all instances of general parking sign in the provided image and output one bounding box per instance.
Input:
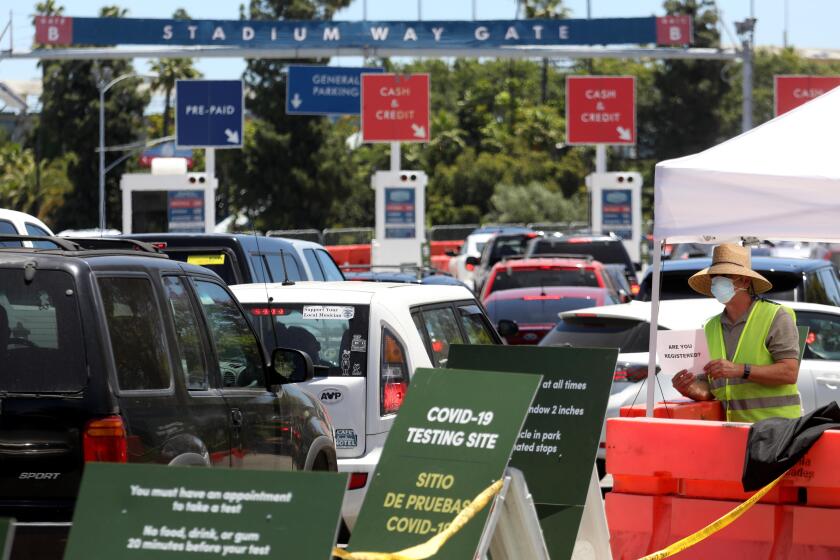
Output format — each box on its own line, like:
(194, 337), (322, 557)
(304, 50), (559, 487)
(176, 80), (243, 148)
(286, 65), (384, 115)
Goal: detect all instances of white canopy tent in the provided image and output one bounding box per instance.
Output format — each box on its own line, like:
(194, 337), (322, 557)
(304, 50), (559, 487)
(644, 85), (840, 415)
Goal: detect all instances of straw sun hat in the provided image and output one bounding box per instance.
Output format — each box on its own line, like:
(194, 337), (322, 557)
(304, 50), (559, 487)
(687, 243), (773, 297)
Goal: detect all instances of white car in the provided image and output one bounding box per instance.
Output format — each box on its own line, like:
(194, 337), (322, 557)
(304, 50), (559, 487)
(0, 208), (54, 246)
(448, 231), (495, 291)
(231, 281), (502, 529)
(541, 298), (840, 463)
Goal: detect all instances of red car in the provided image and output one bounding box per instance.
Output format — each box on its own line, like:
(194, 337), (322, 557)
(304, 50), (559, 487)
(480, 256), (612, 301)
(485, 286), (616, 345)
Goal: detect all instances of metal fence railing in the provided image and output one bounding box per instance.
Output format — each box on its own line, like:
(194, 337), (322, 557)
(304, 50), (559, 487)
(323, 227), (374, 246)
(266, 228), (324, 244)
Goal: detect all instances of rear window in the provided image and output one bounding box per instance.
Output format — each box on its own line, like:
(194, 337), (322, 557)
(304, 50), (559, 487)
(639, 270), (800, 301)
(167, 249), (240, 284)
(530, 239), (633, 271)
(488, 236), (531, 266)
(486, 297), (600, 325)
(488, 268), (599, 294)
(0, 269), (87, 393)
(0, 220), (21, 247)
(539, 315), (656, 353)
(245, 303), (370, 377)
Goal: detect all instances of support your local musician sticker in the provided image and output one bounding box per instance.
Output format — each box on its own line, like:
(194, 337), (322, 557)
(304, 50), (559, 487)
(302, 305), (355, 320)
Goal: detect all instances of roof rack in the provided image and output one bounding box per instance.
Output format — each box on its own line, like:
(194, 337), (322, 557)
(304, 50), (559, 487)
(0, 234), (168, 258)
(63, 237), (162, 254)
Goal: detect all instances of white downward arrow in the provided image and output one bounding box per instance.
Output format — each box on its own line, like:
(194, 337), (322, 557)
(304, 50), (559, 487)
(291, 93), (302, 109)
(411, 124), (426, 138)
(224, 129), (240, 144)
(616, 126), (632, 141)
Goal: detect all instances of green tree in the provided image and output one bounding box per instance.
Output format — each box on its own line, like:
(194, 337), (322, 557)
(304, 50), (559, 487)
(0, 143), (75, 226)
(218, 0), (352, 230)
(149, 8), (201, 138)
(484, 182), (586, 224)
(35, 4), (149, 230)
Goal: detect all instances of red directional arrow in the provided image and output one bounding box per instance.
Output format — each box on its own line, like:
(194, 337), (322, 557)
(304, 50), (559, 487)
(361, 73), (430, 143)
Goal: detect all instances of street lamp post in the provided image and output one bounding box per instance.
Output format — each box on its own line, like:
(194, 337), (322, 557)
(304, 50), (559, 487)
(97, 72), (156, 231)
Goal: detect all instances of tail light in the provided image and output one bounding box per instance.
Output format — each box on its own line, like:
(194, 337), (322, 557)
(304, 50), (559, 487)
(348, 472), (369, 490)
(83, 416), (128, 463)
(381, 330), (410, 415)
(465, 263), (475, 271)
(630, 283), (641, 295)
(614, 364), (653, 383)
(523, 295), (561, 301)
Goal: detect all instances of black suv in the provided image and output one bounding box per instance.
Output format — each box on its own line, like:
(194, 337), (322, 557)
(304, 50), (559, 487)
(0, 236), (336, 557)
(128, 233), (344, 285)
(637, 257), (840, 306)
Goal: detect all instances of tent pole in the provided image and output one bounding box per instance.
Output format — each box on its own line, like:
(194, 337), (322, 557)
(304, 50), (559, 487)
(646, 238), (663, 417)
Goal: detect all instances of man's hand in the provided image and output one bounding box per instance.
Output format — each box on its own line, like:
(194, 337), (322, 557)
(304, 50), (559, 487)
(672, 369), (713, 401)
(704, 359), (744, 380)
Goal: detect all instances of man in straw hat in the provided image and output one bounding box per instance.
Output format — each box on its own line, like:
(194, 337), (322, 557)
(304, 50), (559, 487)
(671, 243), (802, 422)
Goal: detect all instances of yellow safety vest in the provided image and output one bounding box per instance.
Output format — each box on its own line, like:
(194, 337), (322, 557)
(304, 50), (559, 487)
(704, 299), (801, 422)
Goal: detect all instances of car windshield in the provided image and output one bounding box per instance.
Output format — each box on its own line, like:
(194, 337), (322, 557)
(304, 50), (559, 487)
(639, 269), (799, 301)
(486, 297), (600, 324)
(540, 315), (659, 353)
(0, 268), (86, 393)
(489, 268), (599, 294)
(530, 239), (633, 271)
(244, 303), (370, 377)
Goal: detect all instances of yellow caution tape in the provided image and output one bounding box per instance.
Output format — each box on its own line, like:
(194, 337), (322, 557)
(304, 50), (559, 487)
(188, 254), (225, 265)
(332, 479), (504, 560)
(638, 470), (789, 560)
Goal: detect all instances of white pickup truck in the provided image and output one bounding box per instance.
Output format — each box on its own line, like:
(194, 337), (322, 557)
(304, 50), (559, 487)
(231, 281), (502, 529)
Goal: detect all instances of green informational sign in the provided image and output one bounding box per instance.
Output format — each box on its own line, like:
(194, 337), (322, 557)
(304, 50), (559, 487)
(448, 345), (617, 558)
(64, 463), (347, 560)
(349, 368), (540, 559)
(0, 518), (13, 560)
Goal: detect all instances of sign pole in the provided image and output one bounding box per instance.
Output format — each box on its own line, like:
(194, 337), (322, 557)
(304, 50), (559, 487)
(595, 144), (607, 174)
(205, 147), (215, 179)
(390, 141), (400, 171)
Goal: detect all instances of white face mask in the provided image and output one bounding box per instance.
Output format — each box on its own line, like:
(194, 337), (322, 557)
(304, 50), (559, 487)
(711, 276), (744, 304)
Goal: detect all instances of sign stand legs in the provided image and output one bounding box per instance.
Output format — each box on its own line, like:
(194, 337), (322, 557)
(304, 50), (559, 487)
(390, 141), (401, 171)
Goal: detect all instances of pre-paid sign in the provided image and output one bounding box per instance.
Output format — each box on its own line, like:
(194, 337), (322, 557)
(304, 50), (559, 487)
(349, 368), (540, 559)
(176, 79), (244, 148)
(63, 463), (346, 560)
(566, 75), (636, 145)
(361, 73), (430, 143)
(774, 75), (840, 116)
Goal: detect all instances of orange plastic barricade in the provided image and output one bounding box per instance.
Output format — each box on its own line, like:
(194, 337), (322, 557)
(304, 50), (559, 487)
(619, 400), (724, 421)
(326, 244), (372, 271)
(606, 417), (840, 559)
(429, 240), (463, 257)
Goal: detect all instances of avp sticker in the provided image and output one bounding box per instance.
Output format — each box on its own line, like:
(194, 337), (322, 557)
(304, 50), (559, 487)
(302, 305), (355, 320)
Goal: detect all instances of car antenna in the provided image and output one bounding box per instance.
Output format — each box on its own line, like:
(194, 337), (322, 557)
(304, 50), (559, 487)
(279, 249), (295, 286)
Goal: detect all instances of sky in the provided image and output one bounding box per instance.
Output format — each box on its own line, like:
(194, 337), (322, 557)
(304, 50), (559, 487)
(1, 0), (837, 104)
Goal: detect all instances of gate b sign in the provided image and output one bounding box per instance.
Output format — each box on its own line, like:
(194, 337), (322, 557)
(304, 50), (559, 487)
(774, 75), (840, 116)
(566, 76), (636, 145)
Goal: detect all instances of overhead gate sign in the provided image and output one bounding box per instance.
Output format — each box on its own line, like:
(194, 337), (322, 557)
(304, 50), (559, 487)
(566, 75), (636, 145)
(774, 75), (840, 116)
(361, 73), (430, 143)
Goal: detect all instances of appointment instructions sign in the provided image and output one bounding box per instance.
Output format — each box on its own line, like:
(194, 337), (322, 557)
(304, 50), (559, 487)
(34, 16), (692, 49)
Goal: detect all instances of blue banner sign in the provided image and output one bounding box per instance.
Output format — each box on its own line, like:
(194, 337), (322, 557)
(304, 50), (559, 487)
(385, 188), (416, 239)
(35, 17), (687, 49)
(168, 191), (205, 233)
(286, 66), (384, 115)
(176, 80), (243, 148)
(602, 189), (632, 240)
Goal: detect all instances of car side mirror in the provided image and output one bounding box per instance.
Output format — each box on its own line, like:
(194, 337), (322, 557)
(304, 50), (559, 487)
(271, 347), (314, 384)
(634, 262), (642, 271)
(497, 319), (519, 337)
(465, 255), (481, 267)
